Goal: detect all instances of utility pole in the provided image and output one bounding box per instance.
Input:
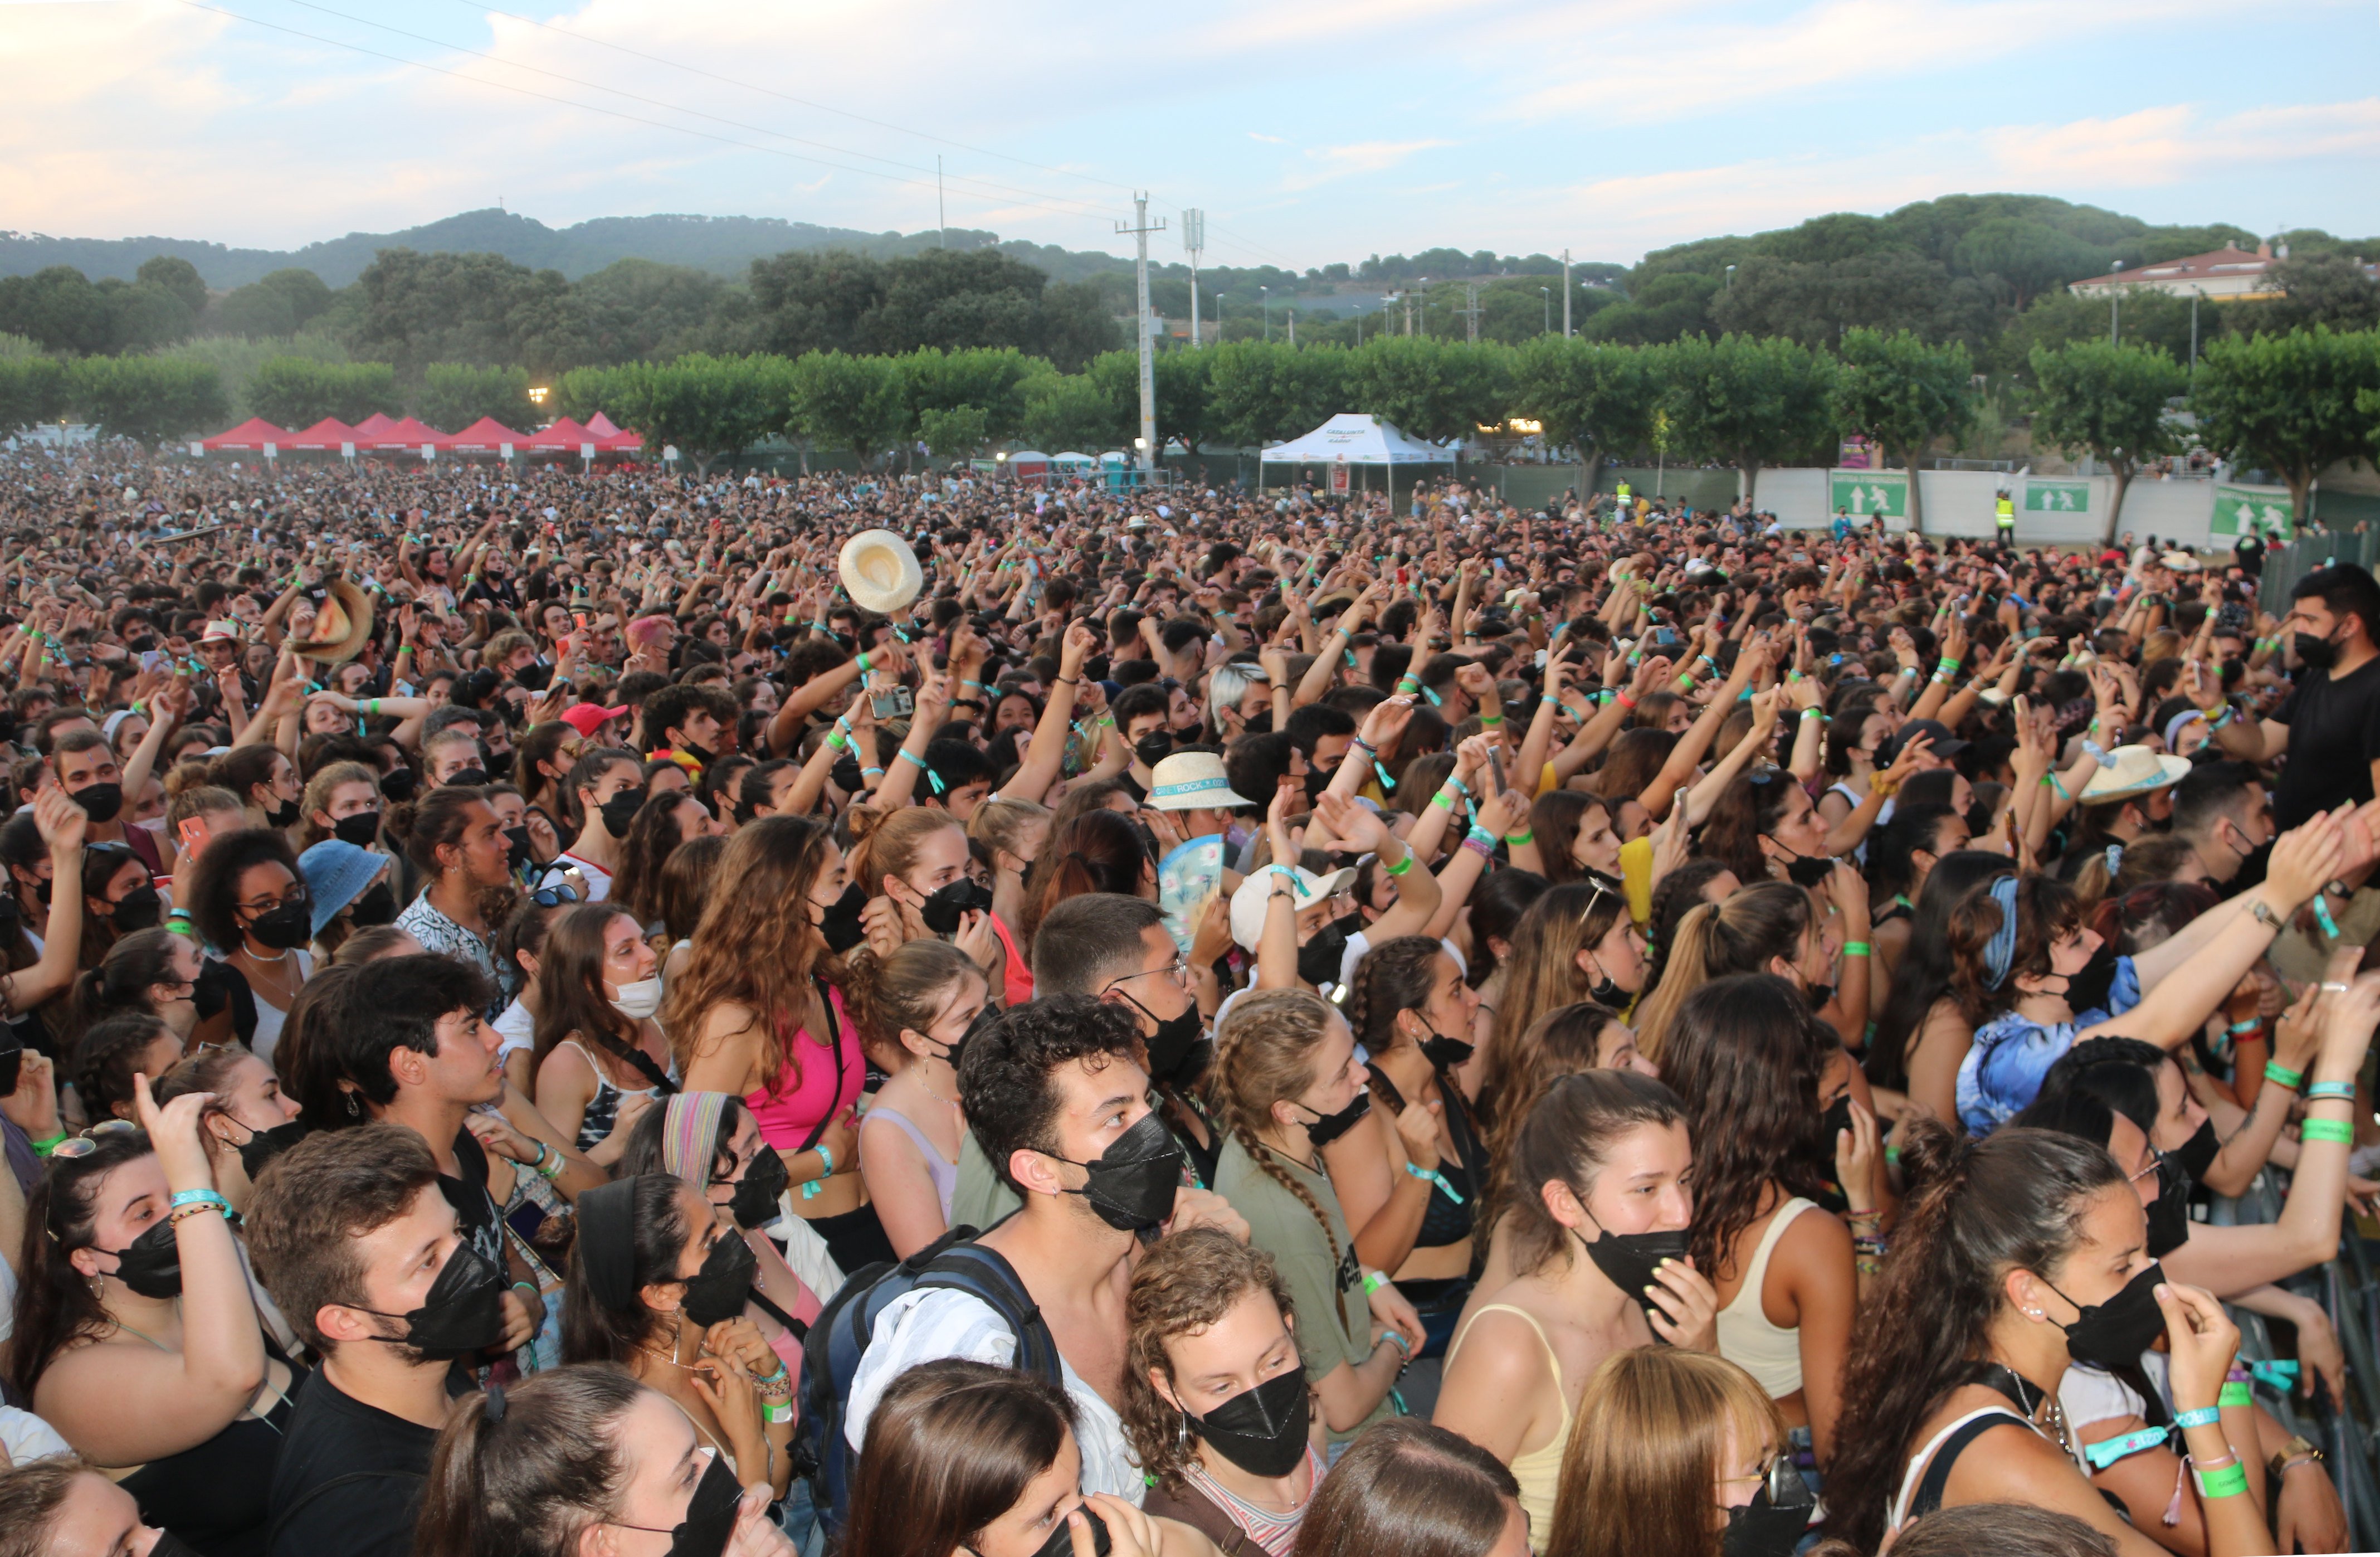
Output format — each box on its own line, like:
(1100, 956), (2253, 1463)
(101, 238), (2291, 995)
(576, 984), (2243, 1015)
(1183, 207), (1204, 349)
(1562, 248), (1572, 337)
(1458, 282), (1482, 344)
(1117, 192), (1165, 480)
(938, 157), (947, 248)
(2189, 293), (2199, 373)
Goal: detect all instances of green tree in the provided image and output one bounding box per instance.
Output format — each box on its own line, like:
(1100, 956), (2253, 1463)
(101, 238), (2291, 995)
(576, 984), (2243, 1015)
(1153, 349), (1212, 452)
(245, 357), (400, 427)
(0, 356), (68, 436)
(1828, 327), (1974, 533)
(1659, 334), (1837, 507)
(2192, 326), (2380, 523)
(417, 363), (535, 431)
(573, 259), (747, 364)
(898, 347), (1043, 444)
(1203, 341), (1352, 448)
(0, 267), (114, 356)
(97, 280), (198, 352)
(1345, 337), (1510, 444)
(918, 405), (990, 461)
(136, 256), (211, 320)
(1022, 368), (1125, 452)
(788, 351), (905, 468)
(1949, 218), (2108, 308)
(208, 268), (338, 339)
(67, 356), (228, 446)
(1511, 336), (1657, 479)
(1583, 272), (1719, 346)
(2249, 255), (2380, 335)
(1992, 288), (2203, 379)
(621, 353), (794, 475)
(344, 249), (587, 376)
(2025, 339), (2189, 543)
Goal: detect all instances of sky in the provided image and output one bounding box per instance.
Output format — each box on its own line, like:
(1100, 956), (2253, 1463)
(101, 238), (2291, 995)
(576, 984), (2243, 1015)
(4, 0), (2379, 273)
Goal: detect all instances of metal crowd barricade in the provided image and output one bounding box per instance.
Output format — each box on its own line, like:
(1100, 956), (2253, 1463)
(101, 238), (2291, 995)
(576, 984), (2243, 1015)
(2206, 1171), (2380, 1548)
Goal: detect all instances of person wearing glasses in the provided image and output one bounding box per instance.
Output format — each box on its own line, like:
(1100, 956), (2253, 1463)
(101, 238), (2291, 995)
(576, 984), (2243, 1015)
(182, 829), (315, 1066)
(1543, 1347), (1812, 1557)
(76, 839), (163, 969)
(10, 1076), (293, 1555)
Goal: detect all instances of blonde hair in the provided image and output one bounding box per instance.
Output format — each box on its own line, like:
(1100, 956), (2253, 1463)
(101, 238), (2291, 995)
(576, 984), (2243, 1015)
(967, 796), (1050, 869)
(848, 806), (963, 900)
(847, 939), (981, 1062)
(300, 762), (381, 847)
(1495, 881), (1632, 1072)
(1213, 988), (1345, 1263)
(1545, 1347), (1787, 1557)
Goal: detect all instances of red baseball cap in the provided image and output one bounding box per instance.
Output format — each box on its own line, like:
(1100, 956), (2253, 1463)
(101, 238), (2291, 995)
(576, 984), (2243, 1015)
(561, 703), (631, 740)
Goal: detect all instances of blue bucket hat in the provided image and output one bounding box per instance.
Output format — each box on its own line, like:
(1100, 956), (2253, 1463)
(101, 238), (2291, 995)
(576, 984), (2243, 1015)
(298, 839), (388, 937)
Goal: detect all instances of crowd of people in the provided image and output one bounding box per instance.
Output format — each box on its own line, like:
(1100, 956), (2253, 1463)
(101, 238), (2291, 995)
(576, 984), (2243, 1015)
(2, 439), (2378, 1557)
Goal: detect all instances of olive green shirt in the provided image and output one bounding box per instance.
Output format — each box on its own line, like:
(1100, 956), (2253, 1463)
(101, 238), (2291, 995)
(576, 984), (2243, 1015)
(1212, 1136), (1393, 1442)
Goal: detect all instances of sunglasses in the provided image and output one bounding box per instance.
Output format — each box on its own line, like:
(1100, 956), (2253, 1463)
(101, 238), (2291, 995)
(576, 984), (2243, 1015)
(51, 1118), (142, 1160)
(529, 883), (583, 907)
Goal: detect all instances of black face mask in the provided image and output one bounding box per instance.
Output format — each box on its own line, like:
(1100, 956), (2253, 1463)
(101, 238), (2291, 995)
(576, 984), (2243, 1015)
(1773, 844), (1834, 891)
(919, 877), (995, 936)
(1805, 980), (1835, 1013)
(503, 825), (533, 870)
(2295, 630), (2342, 670)
(1297, 915), (1357, 990)
(111, 885), (162, 932)
(379, 767), (418, 804)
(0, 891), (17, 936)
(71, 781), (124, 825)
(678, 740), (716, 768)
(443, 768), (490, 791)
(623, 1448), (744, 1557)
(364, 1242), (508, 1359)
(94, 1217), (183, 1299)
(1573, 1216), (1689, 1324)
(1023, 1507), (1111, 1557)
(1302, 765), (1333, 801)
(1820, 1093), (1855, 1147)
(1057, 1110), (1183, 1230)
(2062, 938), (2123, 1015)
(680, 1226), (762, 1326)
(817, 884), (867, 953)
(726, 1149), (791, 1232)
(1297, 1086), (1371, 1147)
(1182, 1368), (1311, 1478)
(1420, 1031), (1475, 1071)
(1721, 1477), (1816, 1557)
(1134, 733), (1174, 768)
(1134, 996), (1207, 1087)
(599, 786), (648, 836)
(483, 748), (516, 779)
(2047, 1262), (2168, 1369)
(0, 1035), (21, 1097)
(333, 809), (384, 848)
(267, 795), (305, 828)
(349, 882), (398, 927)
(830, 755), (864, 792)
(243, 895), (311, 950)
(235, 1118), (309, 1179)
(2145, 1157), (2193, 1259)
(2172, 1118), (2220, 1183)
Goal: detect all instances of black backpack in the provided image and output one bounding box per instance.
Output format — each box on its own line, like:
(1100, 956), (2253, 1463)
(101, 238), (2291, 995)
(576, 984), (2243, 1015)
(799, 1223), (1061, 1537)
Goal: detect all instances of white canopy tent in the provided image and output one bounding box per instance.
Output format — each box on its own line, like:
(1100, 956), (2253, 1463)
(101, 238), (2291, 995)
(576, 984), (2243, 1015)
(1257, 413), (1454, 507)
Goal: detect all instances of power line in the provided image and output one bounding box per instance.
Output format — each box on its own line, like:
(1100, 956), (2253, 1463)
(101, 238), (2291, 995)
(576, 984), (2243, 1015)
(165, 0), (1122, 235)
(267, 0), (1122, 221)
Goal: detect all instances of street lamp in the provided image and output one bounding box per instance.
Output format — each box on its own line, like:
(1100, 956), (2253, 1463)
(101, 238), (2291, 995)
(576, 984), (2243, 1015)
(1260, 285), (1271, 342)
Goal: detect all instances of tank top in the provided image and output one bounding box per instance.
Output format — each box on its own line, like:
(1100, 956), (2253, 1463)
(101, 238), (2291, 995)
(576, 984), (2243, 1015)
(1714, 1198), (1815, 1399)
(860, 1102), (958, 1223)
(745, 982), (864, 1153)
(558, 1038), (667, 1153)
(1889, 1408), (2041, 1531)
(116, 1332), (304, 1556)
(1445, 1305), (1569, 1549)
(1365, 1062), (1479, 1249)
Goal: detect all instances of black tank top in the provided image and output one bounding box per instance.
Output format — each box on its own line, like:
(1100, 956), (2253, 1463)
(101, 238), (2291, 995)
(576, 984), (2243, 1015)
(1367, 1062), (1480, 1249)
(120, 1337), (306, 1556)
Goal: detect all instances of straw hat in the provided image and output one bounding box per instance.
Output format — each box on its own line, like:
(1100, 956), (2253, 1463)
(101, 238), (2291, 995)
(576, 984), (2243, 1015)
(287, 577), (375, 664)
(838, 529), (923, 614)
(1145, 752), (1254, 812)
(2079, 744), (2191, 804)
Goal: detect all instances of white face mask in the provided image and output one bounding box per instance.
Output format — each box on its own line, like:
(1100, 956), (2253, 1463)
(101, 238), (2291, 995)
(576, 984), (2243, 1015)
(609, 975), (665, 1023)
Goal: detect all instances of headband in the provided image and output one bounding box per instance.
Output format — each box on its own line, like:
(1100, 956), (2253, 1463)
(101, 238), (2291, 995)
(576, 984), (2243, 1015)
(2164, 708), (2206, 751)
(1982, 874), (2023, 991)
(660, 1092), (733, 1195)
(577, 1177), (641, 1311)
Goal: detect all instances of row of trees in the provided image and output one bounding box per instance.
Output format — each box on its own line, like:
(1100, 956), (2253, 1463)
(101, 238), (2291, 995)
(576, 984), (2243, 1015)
(0, 354), (228, 447)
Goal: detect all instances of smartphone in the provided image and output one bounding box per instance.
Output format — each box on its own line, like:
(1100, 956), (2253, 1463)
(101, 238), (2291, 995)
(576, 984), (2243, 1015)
(870, 685), (915, 721)
(1487, 745), (1506, 797)
(140, 649), (167, 674)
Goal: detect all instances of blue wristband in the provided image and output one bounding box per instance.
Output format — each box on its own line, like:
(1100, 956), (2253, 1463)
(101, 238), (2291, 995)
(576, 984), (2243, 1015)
(2172, 1405), (2221, 1430)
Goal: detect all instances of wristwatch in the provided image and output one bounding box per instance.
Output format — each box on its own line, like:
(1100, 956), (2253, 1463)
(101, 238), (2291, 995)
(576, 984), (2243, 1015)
(2270, 1434), (2324, 1482)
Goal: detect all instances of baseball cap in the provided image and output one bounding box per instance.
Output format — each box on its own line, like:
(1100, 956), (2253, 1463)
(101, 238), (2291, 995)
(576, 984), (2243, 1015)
(561, 703), (631, 740)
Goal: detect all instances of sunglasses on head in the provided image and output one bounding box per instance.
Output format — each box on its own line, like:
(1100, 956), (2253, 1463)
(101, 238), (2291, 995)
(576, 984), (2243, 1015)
(51, 1118), (142, 1160)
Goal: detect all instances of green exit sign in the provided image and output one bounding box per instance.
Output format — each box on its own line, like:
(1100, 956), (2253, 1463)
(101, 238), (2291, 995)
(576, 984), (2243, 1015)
(2025, 481), (2090, 513)
(1831, 471), (1906, 519)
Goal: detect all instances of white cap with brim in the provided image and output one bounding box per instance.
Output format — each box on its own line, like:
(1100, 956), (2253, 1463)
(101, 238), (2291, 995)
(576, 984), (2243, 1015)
(837, 528), (924, 615)
(1229, 862), (1357, 953)
(2079, 743), (2192, 804)
(1144, 752), (1253, 811)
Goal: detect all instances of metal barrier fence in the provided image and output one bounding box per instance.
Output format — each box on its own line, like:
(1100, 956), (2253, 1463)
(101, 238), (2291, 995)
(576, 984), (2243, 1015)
(2207, 1175), (2380, 1546)
(2254, 532), (2380, 617)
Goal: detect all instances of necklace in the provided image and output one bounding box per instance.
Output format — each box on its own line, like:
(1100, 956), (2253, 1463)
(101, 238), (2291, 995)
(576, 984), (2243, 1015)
(638, 1333), (699, 1372)
(244, 943), (289, 964)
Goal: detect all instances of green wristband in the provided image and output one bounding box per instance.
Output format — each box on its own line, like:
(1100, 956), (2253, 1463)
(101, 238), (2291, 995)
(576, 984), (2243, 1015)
(31, 1130), (67, 1156)
(2265, 1060), (2304, 1091)
(2193, 1461), (2249, 1500)
(2301, 1118), (2353, 1145)
(2218, 1380), (2253, 1408)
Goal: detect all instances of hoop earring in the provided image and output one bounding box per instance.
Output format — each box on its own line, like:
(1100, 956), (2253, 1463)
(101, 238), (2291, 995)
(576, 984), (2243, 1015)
(89, 1272), (105, 1300)
(1176, 1409), (1196, 1456)
(344, 1090), (362, 1118)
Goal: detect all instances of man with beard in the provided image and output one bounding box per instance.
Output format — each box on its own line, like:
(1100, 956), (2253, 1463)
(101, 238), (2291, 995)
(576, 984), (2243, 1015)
(2196, 564), (2380, 828)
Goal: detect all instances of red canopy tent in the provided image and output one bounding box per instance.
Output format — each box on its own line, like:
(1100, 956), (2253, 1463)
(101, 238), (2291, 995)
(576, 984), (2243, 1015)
(363, 417), (451, 455)
(586, 412), (622, 436)
(201, 418), (293, 451)
(285, 417), (355, 451)
(526, 416), (595, 452)
(582, 412), (645, 453)
(446, 417), (527, 455)
(350, 412), (399, 442)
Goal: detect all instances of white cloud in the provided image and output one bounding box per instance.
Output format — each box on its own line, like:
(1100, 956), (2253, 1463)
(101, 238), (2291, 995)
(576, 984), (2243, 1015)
(1988, 98), (2380, 186)
(1284, 138), (1454, 189)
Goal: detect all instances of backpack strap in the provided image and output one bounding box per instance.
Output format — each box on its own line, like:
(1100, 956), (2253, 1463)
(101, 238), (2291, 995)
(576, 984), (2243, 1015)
(916, 1242), (1061, 1382)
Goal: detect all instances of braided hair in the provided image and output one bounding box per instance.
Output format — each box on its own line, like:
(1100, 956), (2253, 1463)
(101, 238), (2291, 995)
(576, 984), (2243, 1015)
(1213, 987), (1345, 1264)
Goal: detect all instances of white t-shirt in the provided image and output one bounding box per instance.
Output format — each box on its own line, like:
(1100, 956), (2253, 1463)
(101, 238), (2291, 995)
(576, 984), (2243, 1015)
(494, 998), (537, 1064)
(2059, 1349), (2169, 1432)
(539, 854), (612, 902)
(845, 1286), (1144, 1504)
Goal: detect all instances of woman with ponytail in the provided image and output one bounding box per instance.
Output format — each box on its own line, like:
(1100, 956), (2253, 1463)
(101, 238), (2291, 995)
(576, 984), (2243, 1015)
(1332, 935), (1486, 1352)
(1630, 883), (1830, 1065)
(1020, 809), (1157, 947)
(848, 938), (987, 1256)
(1826, 1123), (2266, 1557)
(1211, 988), (1426, 1447)
(415, 1367), (793, 1557)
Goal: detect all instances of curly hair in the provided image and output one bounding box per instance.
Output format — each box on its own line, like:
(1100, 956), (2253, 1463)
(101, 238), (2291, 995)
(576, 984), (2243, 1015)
(846, 938), (982, 1063)
(1658, 975), (1835, 1282)
(1121, 1228), (1300, 1488)
(661, 815), (846, 1092)
(1949, 872), (2084, 1028)
(955, 992), (1143, 1191)
(181, 825), (303, 956)
(1213, 988), (1345, 1264)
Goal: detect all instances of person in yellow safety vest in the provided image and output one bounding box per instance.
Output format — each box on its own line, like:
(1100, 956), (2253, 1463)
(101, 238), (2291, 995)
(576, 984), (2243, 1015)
(1996, 490), (2015, 538)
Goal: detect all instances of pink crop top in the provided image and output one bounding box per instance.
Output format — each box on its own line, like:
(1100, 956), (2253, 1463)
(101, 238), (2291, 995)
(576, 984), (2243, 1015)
(745, 983), (865, 1152)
